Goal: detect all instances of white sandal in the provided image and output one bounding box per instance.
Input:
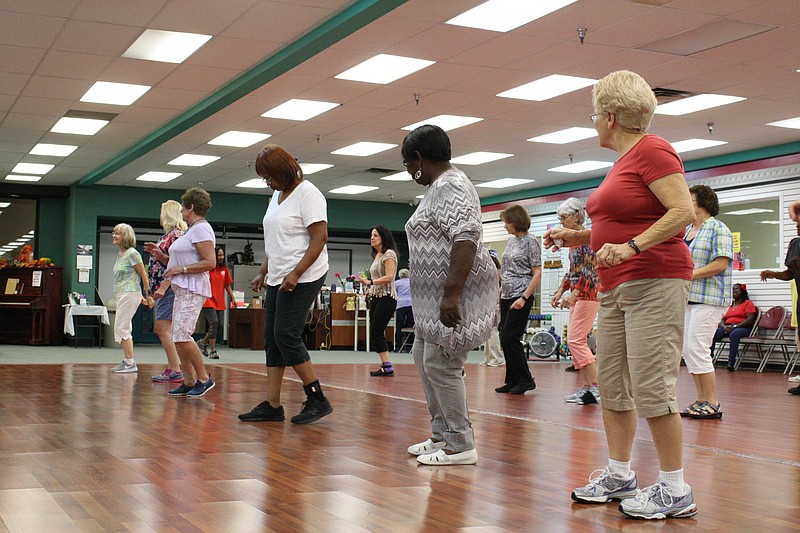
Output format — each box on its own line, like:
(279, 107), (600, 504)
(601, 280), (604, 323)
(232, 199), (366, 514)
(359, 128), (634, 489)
(416, 448), (478, 465)
(407, 439), (445, 456)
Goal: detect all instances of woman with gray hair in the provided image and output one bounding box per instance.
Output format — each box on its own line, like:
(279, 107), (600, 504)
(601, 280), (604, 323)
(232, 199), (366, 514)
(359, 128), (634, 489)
(545, 70), (696, 519)
(110, 223), (150, 373)
(394, 268), (414, 353)
(550, 198), (601, 405)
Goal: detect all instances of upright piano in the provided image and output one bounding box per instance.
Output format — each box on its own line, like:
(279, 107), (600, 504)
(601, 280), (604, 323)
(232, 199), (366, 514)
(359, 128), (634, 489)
(0, 267), (63, 345)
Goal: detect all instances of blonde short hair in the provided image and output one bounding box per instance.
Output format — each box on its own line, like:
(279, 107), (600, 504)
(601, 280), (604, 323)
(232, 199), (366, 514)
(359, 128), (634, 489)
(160, 200), (187, 232)
(592, 70), (657, 133)
(114, 223), (136, 249)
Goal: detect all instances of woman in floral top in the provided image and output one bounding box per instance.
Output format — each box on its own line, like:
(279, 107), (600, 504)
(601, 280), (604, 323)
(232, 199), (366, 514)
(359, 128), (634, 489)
(551, 198), (602, 405)
(143, 200), (187, 384)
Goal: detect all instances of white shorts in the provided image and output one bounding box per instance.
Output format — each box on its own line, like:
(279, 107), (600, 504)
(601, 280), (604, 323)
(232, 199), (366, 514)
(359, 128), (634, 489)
(683, 303), (727, 374)
(114, 291), (142, 342)
(172, 285), (207, 343)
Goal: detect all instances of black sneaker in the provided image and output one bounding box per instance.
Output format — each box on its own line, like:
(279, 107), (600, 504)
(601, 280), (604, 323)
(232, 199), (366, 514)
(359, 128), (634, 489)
(495, 383), (514, 393)
(167, 382), (196, 397)
(370, 365), (394, 376)
(565, 365), (578, 372)
(509, 381), (536, 394)
(239, 401), (285, 421)
(290, 396), (333, 424)
(209, 350), (219, 360)
(789, 386), (800, 395)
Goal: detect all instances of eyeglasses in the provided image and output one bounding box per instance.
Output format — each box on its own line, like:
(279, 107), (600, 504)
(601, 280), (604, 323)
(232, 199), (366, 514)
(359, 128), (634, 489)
(558, 214), (572, 221)
(589, 113), (597, 123)
(402, 159), (408, 167)
(261, 176), (273, 183)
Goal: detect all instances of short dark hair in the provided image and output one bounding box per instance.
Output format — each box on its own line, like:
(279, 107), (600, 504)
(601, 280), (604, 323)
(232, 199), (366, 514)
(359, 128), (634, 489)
(182, 187), (212, 217)
(370, 225), (398, 258)
(401, 124), (451, 164)
(690, 184), (719, 217)
(500, 204), (531, 232)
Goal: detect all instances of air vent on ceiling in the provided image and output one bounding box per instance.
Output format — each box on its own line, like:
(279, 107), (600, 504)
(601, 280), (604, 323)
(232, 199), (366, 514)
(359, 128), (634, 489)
(651, 88), (696, 105)
(65, 109), (118, 122)
(366, 168), (397, 175)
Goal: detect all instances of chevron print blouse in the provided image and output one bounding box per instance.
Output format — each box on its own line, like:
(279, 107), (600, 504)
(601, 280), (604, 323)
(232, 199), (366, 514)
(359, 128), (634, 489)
(405, 168), (500, 355)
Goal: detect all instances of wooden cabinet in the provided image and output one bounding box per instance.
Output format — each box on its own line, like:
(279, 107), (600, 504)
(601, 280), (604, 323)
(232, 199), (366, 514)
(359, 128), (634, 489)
(0, 267), (63, 345)
(329, 293), (393, 349)
(228, 307), (265, 350)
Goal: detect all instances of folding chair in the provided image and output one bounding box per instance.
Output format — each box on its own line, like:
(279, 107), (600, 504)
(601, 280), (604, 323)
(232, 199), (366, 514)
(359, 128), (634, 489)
(713, 307), (760, 365)
(736, 306), (786, 371)
(398, 327), (415, 352)
(753, 312), (795, 372)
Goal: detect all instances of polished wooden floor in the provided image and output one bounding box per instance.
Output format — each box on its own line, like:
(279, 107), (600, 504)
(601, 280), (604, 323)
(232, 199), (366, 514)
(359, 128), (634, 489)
(0, 359), (799, 532)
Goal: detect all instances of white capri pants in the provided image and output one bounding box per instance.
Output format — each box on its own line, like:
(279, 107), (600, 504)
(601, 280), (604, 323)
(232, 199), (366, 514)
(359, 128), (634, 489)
(114, 291), (142, 343)
(682, 303), (727, 374)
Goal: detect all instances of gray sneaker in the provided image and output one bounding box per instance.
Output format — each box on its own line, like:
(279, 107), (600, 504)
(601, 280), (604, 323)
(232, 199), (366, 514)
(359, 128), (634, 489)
(572, 467), (638, 503)
(565, 386), (589, 403)
(619, 482), (697, 519)
(576, 385), (600, 405)
(111, 360), (137, 373)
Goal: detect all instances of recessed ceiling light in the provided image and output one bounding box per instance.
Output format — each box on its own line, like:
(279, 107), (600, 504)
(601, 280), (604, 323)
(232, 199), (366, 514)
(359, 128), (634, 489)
(722, 208), (773, 215)
(261, 99), (340, 121)
(335, 54), (435, 84)
(0, 202), (10, 208)
(766, 116), (800, 129)
(655, 94), (746, 116)
(8, 242), (25, 246)
(381, 172), (412, 181)
(123, 29), (211, 64)
(759, 220), (781, 224)
(331, 142), (397, 157)
(475, 178), (535, 189)
(136, 171), (182, 183)
(208, 131), (271, 148)
(451, 152), (513, 165)
(80, 81), (151, 106)
(13, 163), (54, 175)
(50, 116), (109, 135)
(168, 154), (220, 167)
(670, 138), (728, 153)
(497, 74), (596, 101)
(447, 0), (578, 32)
(416, 194), (425, 199)
(528, 127), (597, 144)
(29, 143), (78, 157)
(18, 237), (31, 242)
(329, 185), (379, 195)
(5, 175), (41, 182)
(236, 179), (269, 189)
(548, 161), (613, 173)
(402, 115), (483, 132)
(299, 163), (333, 175)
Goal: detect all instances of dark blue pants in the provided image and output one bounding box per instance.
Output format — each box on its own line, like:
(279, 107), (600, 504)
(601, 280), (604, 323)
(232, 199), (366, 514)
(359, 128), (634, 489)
(263, 274), (326, 367)
(711, 326), (750, 365)
(394, 306), (414, 351)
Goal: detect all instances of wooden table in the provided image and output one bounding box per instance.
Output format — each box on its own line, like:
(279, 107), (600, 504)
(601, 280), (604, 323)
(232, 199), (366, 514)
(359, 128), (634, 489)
(228, 307), (265, 350)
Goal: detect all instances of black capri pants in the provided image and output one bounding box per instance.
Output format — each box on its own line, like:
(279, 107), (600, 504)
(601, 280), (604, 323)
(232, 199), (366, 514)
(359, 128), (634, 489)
(370, 295), (397, 353)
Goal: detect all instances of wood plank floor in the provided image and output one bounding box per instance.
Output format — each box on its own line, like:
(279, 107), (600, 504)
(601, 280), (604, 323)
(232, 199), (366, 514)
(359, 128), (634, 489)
(0, 360), (799, 532)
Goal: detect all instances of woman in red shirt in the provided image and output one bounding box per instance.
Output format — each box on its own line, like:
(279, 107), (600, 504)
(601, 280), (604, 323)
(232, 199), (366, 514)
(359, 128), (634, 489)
(710, 283), (757, 371)
(198, 246), (235, 359)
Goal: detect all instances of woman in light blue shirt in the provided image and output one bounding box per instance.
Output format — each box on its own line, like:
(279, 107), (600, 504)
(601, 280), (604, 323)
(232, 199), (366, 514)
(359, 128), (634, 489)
(110, 223), (149, 374)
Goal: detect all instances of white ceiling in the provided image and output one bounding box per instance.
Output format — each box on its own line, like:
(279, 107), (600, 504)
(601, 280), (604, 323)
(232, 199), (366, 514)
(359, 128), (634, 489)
(2, 0), (800, 205)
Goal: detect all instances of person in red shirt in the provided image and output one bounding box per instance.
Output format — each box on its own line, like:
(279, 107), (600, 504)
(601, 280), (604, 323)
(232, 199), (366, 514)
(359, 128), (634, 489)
(544, 70), (696, 520)
(198, 246), (235, 359)
(710, 284), (758, 371)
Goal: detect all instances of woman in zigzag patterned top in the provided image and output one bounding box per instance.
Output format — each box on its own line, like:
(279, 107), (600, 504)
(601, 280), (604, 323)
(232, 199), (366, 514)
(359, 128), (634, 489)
(402, 124), (500, 466)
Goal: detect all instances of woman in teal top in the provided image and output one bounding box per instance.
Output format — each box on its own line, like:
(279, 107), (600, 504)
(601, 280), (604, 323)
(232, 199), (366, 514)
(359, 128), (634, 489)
(111, 223), (149, 374)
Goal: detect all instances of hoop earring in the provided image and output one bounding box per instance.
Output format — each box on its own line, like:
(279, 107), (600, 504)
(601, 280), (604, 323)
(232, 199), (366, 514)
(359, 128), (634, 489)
(414, 170), (422, 181)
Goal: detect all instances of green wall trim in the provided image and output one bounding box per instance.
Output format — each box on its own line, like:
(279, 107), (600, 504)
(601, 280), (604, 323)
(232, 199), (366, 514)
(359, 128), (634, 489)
(77, 0), (407, 187)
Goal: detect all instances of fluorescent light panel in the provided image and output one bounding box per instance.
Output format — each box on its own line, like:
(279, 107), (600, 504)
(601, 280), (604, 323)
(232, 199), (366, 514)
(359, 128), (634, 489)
(168, 154), (220, 166)
(655, 94), (746, 116)
(528, 127), (597, 144)
(329, 185), (378, 195)
(548, 161), (613, 173)
(13, 163), (54, 175)
(208, 131), (271, 148)
(767, 116), (800, 129)
(670, 139), (728, 153)
(335, 54), (435, 84)
(381, 172), (412, 181)
(136, 171), (182, 183)
(759, 220), (781, 224)
(723, 208), (773, 215)
(0, 202), (9, 207)
(80, 81), (150, 106)
(498, 74), (596, 101)
(447, 0), (578, 32)
(236, 179), (268, 189)
(451, 152), (513, 165)
(476, 178), (535, 189)
(30, 143), (78, 156)
(5, 175), (41, 182)
(51, 117), (108, 135)
(331, 142), (397, 157)
(262, 99), (340, 121)
(402, 115), (483, 132)
(299, 163), (333, 175)
(123, 29), (211, 64)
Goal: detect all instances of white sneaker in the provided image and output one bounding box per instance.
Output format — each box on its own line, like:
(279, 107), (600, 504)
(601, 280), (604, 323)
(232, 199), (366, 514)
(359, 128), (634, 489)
(407, 439), (445, 456)
(416, 448), (478, 465)
(111, 360), (137, 373)
(788, 375), (800, 383)
(565, 386), (588, 403)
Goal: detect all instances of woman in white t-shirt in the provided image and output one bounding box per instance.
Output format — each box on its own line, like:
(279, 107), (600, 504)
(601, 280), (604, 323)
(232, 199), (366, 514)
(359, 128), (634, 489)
(157, 187), (217, 398)
(238, 145), (332, 425)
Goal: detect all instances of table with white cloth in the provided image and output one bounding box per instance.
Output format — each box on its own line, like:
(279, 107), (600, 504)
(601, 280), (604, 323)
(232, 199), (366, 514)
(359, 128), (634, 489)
(63, 304), (109, 347)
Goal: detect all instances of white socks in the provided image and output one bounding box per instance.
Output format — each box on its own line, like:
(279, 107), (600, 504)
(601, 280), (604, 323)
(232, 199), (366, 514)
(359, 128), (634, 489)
(608, 459), (633, 479)
(658, 469), (689, 495)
